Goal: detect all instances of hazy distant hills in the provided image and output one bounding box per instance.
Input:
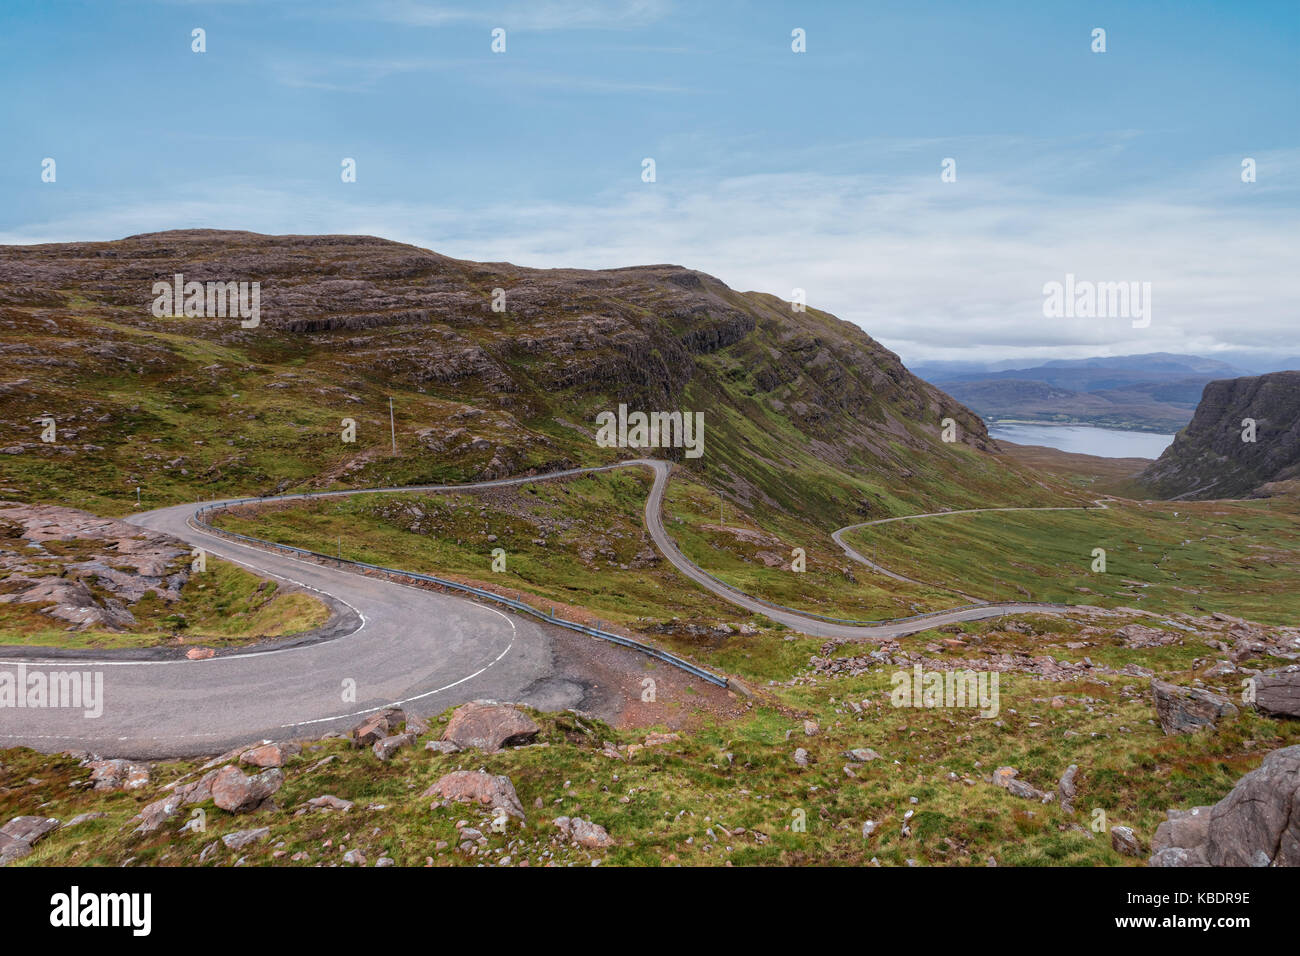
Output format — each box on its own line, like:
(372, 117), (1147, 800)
(910, 353), (1300, 434)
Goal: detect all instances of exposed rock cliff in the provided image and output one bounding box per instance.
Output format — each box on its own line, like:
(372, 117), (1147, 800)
(1137, 371), (1300, 499)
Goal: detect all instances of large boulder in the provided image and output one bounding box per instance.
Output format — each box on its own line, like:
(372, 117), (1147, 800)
(1150, 745), (1300, 866)
(441, 701), (539, 754)
(1254, 668), (1300, 719)
(210, 765), (283, 813)
(422, 770), (526, 819)
(1151, 679), (1238, 735)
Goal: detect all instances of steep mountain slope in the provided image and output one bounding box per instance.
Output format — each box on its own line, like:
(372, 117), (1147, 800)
(1137, 371), (1300, 499)
(0, 230), (1048, 528)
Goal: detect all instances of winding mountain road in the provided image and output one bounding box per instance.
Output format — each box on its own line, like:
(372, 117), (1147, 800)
(1, 460), (1094, 756)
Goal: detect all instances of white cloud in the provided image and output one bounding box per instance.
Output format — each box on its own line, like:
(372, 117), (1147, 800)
(4, 154), (1295, 366)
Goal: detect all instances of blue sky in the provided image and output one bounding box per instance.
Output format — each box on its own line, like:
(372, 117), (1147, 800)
(2, 0), (1297, 363)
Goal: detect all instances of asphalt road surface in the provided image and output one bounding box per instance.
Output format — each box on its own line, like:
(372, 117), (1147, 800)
(1, 460), (1090, 756)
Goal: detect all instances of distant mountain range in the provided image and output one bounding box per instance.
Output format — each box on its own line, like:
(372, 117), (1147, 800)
(910, 353), (1300, 434)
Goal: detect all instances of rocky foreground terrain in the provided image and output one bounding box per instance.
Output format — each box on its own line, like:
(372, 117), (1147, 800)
(2, 604), (1299, 868)
(1138, 371), (1300, 500)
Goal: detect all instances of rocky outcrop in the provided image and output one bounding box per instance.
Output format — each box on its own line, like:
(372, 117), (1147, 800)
(1151, 679), (1238, 735)
(1137, 371), (1300, 499)
(0, 502), (190, 631)
(440, 701), (539, 753)
(1150, 745), (1300, 866)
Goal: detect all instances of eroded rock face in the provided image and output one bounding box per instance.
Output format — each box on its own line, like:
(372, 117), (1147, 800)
(0, 502), (189, 631)
(1151, 679), (1238, 735)
(422, 770), (526, 820)
(440, 701), (539, 754)
(1151, 745), (1300, 867)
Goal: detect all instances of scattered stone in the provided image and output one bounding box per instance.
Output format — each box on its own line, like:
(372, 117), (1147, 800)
(221, 827), (271, 851)
(993, 766), (1049, 801)
(1111, 826), (1141, 856)
(1057, 764), (1078, 813)
(845, 748), (882, 762)
(372, 733), (417, 762)
(424, 740), (461, 755)
(63, 812), (106, 828)
(793, 748), (810, 767)
(307, 795), (354, 812)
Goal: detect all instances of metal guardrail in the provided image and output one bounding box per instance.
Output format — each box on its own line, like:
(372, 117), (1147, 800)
(190, 499), (729, 688)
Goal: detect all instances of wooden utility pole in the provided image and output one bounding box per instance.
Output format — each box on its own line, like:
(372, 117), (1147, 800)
(389, 397), (397, 455)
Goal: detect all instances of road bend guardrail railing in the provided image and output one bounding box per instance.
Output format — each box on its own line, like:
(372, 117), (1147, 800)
(190, 499), (729, 688)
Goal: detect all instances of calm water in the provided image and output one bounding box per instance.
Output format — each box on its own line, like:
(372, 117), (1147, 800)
(989, 423), (1174, 459)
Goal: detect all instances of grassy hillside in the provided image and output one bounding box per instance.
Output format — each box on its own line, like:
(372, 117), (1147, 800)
(842, 495), (1300, 625)
(1, 231), (1027, 531)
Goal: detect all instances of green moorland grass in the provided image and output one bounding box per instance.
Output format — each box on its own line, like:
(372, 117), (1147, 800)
(0, 557), (329, 649)
(841, 495), (1300, 626)
(7, 609), (1298, 868)
(208, 469), (818, 676)
(660, 470), (966, 620)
